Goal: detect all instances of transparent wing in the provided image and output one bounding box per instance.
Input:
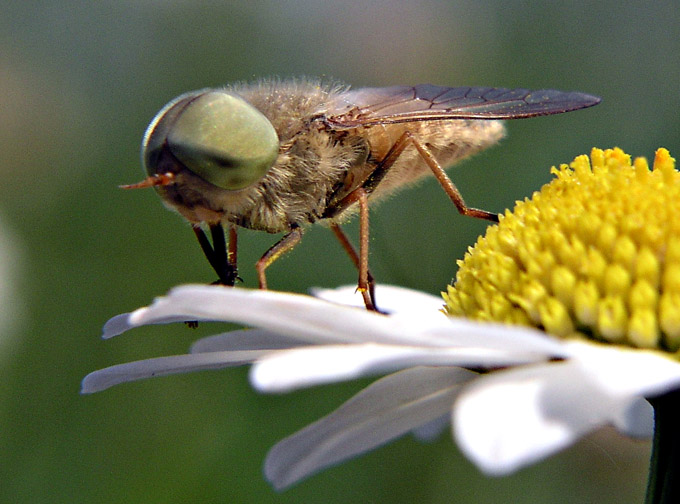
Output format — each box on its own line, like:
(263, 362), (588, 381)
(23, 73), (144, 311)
(325, 85), (601, 129)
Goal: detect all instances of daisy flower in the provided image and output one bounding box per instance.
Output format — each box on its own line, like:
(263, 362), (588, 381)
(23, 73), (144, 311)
(83, 148), (680, 502)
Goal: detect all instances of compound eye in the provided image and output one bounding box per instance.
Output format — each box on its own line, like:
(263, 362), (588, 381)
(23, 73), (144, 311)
(143, 90), (279, 190)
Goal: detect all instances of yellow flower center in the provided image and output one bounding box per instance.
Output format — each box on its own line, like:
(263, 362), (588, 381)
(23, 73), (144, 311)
(444, 148), (680, 354)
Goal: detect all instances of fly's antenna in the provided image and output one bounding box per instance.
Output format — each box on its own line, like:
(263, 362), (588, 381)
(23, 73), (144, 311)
(120, 172), (176, 189)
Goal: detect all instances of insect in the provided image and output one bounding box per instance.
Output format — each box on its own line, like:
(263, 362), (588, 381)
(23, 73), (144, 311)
(125, 79), (600, 311)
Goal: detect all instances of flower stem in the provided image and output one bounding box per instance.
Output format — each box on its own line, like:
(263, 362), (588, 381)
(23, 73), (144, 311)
(646, 389), (680, 504)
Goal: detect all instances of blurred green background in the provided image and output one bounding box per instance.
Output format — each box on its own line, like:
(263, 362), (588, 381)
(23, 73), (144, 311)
(1, 1), (678, 502)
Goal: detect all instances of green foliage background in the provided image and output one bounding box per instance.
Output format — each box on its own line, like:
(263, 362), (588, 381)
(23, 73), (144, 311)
(1, 1), (678, 502)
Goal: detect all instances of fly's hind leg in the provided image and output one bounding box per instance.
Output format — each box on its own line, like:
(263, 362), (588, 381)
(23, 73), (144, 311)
(364, 131), (499, 222)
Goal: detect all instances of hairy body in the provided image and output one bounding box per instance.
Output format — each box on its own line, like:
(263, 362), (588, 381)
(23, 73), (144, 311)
(153, 80), (504, 232)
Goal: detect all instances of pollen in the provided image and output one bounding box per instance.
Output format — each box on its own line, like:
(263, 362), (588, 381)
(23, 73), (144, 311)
(444, 148), (680, 353)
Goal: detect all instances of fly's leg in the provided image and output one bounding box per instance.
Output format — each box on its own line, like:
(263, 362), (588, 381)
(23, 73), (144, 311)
(226, 225), (238, 275)
(355, 189), (376, 310)
(325, 188), (377, 311)
(323, 131), (499, 312)
(192, 223), (239, 286)
(363, 131), (499, 222)
(185, 224), (238, 328)
(255, 226), (304, 290)
(329, 204), (378, 312)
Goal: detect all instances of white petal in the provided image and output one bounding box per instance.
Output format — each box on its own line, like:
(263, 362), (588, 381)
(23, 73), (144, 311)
(612, 397), (653, 438)
(102, 312), (202, 339)
(411, 414), (450, 442)
(126, 285), (428, 345)
(81, 349), (273, 393)
(102, 313), (135, 339)
(556, 341), (680, 437)
(251, 343), (546, 393)
(454, 364), (574, 475)
(453, 359), (653, 475)
(102, 286), (566, 367)
(123, 285), (497, 348)
(190, 328), (305, 353)
(313, 285), (567, 358)
(426, 317), (567, 355)
(310, 284), (445, 315)
(565, 340), (680, 399)
(265, 366), (475, 490)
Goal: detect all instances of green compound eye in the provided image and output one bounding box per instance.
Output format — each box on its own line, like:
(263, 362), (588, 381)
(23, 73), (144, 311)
(143, 90), (279, 190)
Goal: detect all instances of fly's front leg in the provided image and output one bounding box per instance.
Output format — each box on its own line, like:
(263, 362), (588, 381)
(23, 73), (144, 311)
(255, 226), (304, 290)
(192, 223), (239, 286)
(187, 224), (238, 328)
